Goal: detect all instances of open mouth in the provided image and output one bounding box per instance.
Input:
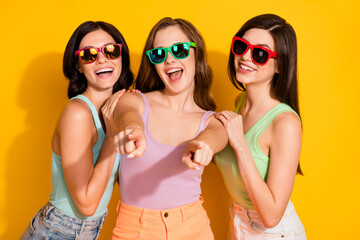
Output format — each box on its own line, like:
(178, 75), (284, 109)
(167, 68), (183, 82)
(239, 63), (255, 72)
(95, 67), (114, 76)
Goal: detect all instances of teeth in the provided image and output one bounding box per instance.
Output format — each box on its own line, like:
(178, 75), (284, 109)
(167, 68), (182, 74)
(240, 64), (254, 71)
(96, 68), (113, 74)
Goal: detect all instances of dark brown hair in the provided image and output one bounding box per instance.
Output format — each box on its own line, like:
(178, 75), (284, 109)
(63, 21), (133, 99)
(228, 14), (303, 175)
(135, 17), (215, 110)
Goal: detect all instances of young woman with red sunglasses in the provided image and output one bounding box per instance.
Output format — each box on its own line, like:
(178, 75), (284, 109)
(109, 17), (227, 240)
(21, 21), (133, 239)
(214, 14), (307, 239)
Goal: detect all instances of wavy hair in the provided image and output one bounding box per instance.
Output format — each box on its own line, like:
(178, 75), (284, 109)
(63, 21), (133, 99)
(135, 17), (215, 110)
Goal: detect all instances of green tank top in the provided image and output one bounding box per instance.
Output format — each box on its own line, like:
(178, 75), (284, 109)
(214, 93), (299, 209)
(49, 95), (120, 220)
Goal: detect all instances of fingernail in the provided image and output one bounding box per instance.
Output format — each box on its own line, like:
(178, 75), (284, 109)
(194, 166), (201, 171)
(127, 154), (134, 158)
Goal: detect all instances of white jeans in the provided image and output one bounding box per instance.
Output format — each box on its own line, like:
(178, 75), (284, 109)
(229, 201), (306, 240)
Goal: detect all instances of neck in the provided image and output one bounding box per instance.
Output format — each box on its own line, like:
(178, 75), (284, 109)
(159, 87), (198, 113)
(243, 81), (279, 114)
(82, 88), (113, 111)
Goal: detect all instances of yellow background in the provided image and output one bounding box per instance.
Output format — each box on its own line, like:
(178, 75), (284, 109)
(1, 0), (359, 239)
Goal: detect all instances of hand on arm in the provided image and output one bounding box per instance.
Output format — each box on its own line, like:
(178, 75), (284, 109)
(216, 110), (302, 227)
(182, 115), (228, 170)
(112, 92), (146, 158)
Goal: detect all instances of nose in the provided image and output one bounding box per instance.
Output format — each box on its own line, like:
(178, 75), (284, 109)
(242, 47), (252, 62)
(96, 49), (108, 64)
(164, 50), (176, 64)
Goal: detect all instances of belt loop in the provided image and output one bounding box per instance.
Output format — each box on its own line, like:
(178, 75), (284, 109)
(77, 221), (85, 237)
(139, 208), (145, 226)
(246, 209), (252, 223)
(44, 202), (54, 217)
(180, 208), (185, 223)
(116, 201), (121, 213)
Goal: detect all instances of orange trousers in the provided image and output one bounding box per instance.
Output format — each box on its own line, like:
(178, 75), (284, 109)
(112, 198), (214, 240)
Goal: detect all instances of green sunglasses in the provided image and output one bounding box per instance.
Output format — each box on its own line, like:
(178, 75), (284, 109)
(146, 42), (196, 64)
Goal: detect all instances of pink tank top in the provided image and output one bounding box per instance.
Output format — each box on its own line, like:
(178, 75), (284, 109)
(119, 93), (214, 210)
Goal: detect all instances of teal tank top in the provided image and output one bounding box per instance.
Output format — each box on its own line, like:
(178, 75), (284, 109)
(214, 94), (299, 209)
(49, 95), (120, 220)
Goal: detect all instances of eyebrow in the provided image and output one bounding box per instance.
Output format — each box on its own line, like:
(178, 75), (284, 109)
(80, 42), (116, 49)
(243, 38), (272, 50)
(154, 42), (183, 48)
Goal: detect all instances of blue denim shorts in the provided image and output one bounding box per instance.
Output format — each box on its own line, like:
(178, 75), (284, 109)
(21, 202), (107, 240)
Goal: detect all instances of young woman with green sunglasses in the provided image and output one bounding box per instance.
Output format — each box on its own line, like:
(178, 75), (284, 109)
(109, 17), (228, 240)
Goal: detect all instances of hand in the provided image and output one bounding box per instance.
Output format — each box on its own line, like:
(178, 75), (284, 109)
(182, 140), (213, 171)
(215, 111), (245, 149)
(118, 127), (146, 158)
(101, 89), (126, 138)
(127, 89), (141, 94)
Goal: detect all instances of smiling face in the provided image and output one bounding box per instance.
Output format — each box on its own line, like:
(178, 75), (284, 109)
(77, 29), (122, 94)
(152, 25), (196, 95)
(234, 28), (278, 87)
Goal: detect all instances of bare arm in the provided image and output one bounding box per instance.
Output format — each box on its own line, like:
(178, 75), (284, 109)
(59, 91), (124, 216)
(216, 110), (301, 227)
(112, 92), (146, 158)
(182, 115), (228, 170)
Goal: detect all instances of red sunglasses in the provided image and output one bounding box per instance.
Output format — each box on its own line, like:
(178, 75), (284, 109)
(75, 43), (123, 64)
(231, 36), (277, 65)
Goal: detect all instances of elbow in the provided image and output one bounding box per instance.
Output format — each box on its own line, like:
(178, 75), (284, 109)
(261, 215), (282, 229)
(78, 207), (97, 217)
(76, 203), (98, 217)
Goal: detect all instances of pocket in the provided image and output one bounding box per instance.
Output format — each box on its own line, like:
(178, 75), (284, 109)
(249, 220), (283, 238)
(51, 227), (76, 240)
(20, 215), (37, 240)
(24, 207), (43, 236)
(113, 209), (141, 239)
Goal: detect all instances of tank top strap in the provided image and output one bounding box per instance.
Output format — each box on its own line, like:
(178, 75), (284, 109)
(235, 92), (246, 113)
(250, 103), (299, 138)
(70, 95), (105, 138)
(195, 110), (215, 136)
(138, 93), (150, 123)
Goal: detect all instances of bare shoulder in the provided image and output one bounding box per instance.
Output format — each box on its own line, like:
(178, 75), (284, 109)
(122, 91), (144, 103)
(205, 112), (223, 129)
(271, 111), (301, 137)
(116, 92), (144, 112)
(59, 99), (93, 130)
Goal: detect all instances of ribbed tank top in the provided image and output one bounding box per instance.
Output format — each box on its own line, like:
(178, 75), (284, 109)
(214, 93), (299, 209)
(49, 95), (120, 220)
(119, 93), (214, 210)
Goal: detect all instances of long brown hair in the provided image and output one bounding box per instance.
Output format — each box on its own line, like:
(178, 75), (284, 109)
(228, 14), (303, 175)
(135, 17), (215, 111)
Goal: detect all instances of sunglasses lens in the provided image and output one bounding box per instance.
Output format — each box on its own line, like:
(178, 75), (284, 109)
(79, 48), (97, 63)
(171, 43), (190, 59)
(252, 48), (269, 64)
(233, 40), (248, 56)
(149, 48), (166, 64)
(104, 44), (121, 59)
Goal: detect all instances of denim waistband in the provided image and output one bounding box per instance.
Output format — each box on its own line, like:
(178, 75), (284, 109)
(43, 202), (107, 231)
